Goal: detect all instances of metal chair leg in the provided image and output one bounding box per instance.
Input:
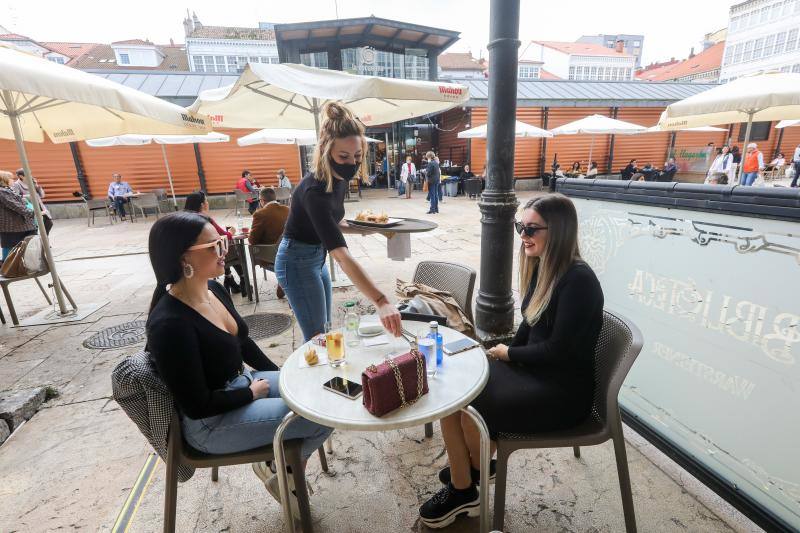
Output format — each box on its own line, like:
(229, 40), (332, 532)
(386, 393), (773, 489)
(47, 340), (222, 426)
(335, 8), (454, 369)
(612, 419), (637, 533)
(324, 435), (333, 454)
(286, 442), (314, 533)
(317, 446), (328, 473)
(251, 259), (259, 304)
(1, 282), (19, 326)
(573, 446), (581, 458)
(492, 446), (512, 532)
(424, 422), (433, 438)
(34, 277), (52, 305)
(163, 455), (178, 533)
(211, 466), (219, 482)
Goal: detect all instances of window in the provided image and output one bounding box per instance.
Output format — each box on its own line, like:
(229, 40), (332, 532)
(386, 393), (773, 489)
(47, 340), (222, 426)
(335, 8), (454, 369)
(760, 6), (769, 23)
(765, 34), (776, 55)
(780, 65), (791, 72)
(249, 56), (259, 64)
(731, 16), (740, 32)
(589, 66), (598, 80)
(119, 53), (130, 65)
(569, 66), (575, 80)
(604, 67), (612, 80)
(606, 40), (614, 47)
(743, 40), (754, 61)
(723, 46), (733, 66)
(793, 63), (800, 72)
(47, 56), (65, 64)
(215, 56), (226, 73)
(192, 56), (204, 72)
(753, 37), (765, 59)
(787, 29), (799, 52)
(733, 42), (744, 63)
(775, 32), (787, 54)
(204, 55), (215, 72)
(737, 121), (771, 141)
(518, 65), (539, 79)
(633, 40), (641, 47)
(270, 57), (279, 64)
(624, 68), (631, 79)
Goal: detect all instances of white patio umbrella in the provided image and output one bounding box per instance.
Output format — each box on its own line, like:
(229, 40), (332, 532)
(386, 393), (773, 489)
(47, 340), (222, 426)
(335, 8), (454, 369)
(644, 125), (728, 133)
(775, 119), (800, 128)
(657, 72), (800, 182)
(458, 120), (553, 139)
(549, 114), (646, 161)
(0, 45), (210, 316)
(189, 63), (469, 135)
(237, 128), (380, 146)
(86, 132), (229, 207)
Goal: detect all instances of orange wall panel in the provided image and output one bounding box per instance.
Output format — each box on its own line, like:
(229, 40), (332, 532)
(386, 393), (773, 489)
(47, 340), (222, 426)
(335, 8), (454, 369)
(437, 108), (470, 166)
(79, 142), (201, 198)
(613, 108), (669, 172)
(0, 138), (79, 201)
(543, 107), (612, 174)
(199, 128), (301, 194)
(469, 107), (545, 177)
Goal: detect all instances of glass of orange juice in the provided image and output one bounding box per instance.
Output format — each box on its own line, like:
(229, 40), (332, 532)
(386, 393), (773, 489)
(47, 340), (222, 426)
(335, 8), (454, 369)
(325, 324), (345, 368)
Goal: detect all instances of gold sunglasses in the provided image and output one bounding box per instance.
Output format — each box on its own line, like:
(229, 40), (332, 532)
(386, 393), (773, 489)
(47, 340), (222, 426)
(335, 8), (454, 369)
(187, 236), (228, 258)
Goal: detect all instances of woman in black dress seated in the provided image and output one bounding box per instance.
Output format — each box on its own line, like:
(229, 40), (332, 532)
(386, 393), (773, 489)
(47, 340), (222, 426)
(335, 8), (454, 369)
(146, 212), (332, 518)
(419, 193), (604, 529)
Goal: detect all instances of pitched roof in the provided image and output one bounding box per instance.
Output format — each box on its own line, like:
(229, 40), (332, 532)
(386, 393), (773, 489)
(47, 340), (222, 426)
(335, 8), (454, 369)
(71, 44), (189, 70)
(533, 40), (633, 58)
(439, 52), (483, 71)
(635, 42), (724, 82)
(41, 42), (99, 61)
(539, 69), (561, 80)
(0, 33), (33, 41)
(188, 25), (276, 40)
(112, 39), (154, 46)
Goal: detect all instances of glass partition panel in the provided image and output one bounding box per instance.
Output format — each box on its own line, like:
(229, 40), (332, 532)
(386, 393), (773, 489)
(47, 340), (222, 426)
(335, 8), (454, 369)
(573, 197), (799, 529)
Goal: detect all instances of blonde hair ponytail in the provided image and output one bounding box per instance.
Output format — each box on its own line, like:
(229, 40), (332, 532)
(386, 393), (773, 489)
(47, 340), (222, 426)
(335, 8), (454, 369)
(312, 102), (369, 192)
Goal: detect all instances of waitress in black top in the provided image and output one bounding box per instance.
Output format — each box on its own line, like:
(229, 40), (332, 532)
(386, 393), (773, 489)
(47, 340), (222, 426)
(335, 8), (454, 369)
(145, 212), (332, 512)
(419, 194), (604, 529)
(275, 102), (402, 341)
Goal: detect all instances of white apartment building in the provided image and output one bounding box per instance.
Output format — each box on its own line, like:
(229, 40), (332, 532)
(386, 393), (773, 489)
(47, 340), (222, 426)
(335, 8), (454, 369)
(719, 0), (800, 82)
(520, 41), (636, 81)
(183, 14), (279, 73)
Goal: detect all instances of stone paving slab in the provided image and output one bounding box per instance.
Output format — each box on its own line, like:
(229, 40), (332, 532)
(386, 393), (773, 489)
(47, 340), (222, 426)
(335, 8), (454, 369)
(0, 190), (762, 532)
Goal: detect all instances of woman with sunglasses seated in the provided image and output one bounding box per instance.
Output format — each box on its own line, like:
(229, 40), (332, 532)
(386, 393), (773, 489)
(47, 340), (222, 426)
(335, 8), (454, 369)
(419, 194), (604, 529)
(145, 212), (332, 515)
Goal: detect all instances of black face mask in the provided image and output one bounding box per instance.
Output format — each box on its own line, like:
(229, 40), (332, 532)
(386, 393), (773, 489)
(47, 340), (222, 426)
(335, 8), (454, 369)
(330, 159), (358, 180)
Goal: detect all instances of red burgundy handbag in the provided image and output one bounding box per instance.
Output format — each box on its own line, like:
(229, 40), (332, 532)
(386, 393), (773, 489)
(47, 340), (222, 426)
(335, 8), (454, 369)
(361, 349), (429, 417)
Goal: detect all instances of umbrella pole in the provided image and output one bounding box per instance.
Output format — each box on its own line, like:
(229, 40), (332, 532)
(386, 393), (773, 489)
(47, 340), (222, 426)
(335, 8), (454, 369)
(160, 144), (178, 209)
(588, 135), (595, 164)
(738, 112), (754, 185)
(5, 96), (70, 316)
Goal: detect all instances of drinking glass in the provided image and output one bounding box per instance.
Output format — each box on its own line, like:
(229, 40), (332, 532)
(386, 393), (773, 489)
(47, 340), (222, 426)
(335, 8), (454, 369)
(417, 326), (436, 378)
(326, 322), (346, 368)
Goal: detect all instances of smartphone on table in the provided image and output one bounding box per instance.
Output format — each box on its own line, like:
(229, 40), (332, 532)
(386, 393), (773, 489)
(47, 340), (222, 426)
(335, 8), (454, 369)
(323, 377), (363, 400)
(443, 338), (480, 355)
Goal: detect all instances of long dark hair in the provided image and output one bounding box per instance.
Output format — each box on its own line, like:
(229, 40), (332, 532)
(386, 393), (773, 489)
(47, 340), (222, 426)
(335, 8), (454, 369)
(184, 191), (206, 212)
(147, 212), (208, 313)
(518, 193), (581, 325)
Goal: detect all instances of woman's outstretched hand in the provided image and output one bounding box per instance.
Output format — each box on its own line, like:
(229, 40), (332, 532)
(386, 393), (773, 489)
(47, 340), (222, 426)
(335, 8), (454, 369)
(377, 300), (402, 337)
(249, 378), (270, 400)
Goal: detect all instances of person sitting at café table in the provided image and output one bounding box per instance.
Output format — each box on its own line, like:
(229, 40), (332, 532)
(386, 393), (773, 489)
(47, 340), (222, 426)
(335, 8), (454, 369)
(419, 193), (604, 529)
(658, 157), (678, 180)
(249, 187), (289, 299)
(765, 152), (785, 172)
(458, 164), (475, 196)
(585, 161), (598, 177)
(145, 212), (333, 519)
(277, 168), (292, 190)
(13, 168), (53, 234)
(569, 161), (582, 175)
(621, 159), (638, 180)
(108, 173), (133, 220)
(184, 191), (244, 295)
(236, 169), (259, 214)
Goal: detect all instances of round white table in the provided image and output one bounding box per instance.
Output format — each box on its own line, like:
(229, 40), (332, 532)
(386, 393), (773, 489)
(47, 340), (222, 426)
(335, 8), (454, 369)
(273, 320), (491, 532)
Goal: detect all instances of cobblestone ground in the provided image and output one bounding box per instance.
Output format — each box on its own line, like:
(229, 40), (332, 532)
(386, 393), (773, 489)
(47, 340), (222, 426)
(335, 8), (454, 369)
(0, 189), (760, 532)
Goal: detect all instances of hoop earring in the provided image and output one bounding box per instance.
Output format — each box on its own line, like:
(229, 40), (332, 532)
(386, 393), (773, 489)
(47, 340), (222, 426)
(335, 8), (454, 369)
(183, 263), (194, 279)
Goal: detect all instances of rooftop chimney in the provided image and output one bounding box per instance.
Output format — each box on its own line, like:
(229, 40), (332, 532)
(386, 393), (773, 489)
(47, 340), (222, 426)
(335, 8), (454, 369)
(615, 39), (625, 54)
(689, 47), (695, 58)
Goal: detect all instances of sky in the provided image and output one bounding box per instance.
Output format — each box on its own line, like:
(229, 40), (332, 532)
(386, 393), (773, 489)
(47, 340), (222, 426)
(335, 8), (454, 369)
(2, 0), (732, 66)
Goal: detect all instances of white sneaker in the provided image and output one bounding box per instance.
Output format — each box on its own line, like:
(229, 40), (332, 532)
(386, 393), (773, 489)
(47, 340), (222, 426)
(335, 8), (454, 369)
(266, 472), (301, 521)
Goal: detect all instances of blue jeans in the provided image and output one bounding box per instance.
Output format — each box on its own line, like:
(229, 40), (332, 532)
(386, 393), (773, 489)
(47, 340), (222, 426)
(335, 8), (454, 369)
(428, 180), (440, 212)
(274, 238), (332, 341)
(111, 196), (129, 217)
(742, 171), (759, 186)
(182, 369), (332, 458)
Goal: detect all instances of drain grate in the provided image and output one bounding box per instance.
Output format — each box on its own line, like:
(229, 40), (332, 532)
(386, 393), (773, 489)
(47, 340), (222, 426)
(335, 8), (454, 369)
(243, 313), (293, 340)
(83, 320), (147, 349)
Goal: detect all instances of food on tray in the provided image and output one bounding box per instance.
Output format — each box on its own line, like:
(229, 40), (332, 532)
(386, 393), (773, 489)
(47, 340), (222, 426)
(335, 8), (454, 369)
(355, 209), (389, 224)
(304, 347), (319, 366)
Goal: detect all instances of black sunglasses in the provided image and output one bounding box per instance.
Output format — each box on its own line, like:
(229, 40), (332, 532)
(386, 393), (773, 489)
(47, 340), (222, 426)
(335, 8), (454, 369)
(514, 221), (548, 237)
